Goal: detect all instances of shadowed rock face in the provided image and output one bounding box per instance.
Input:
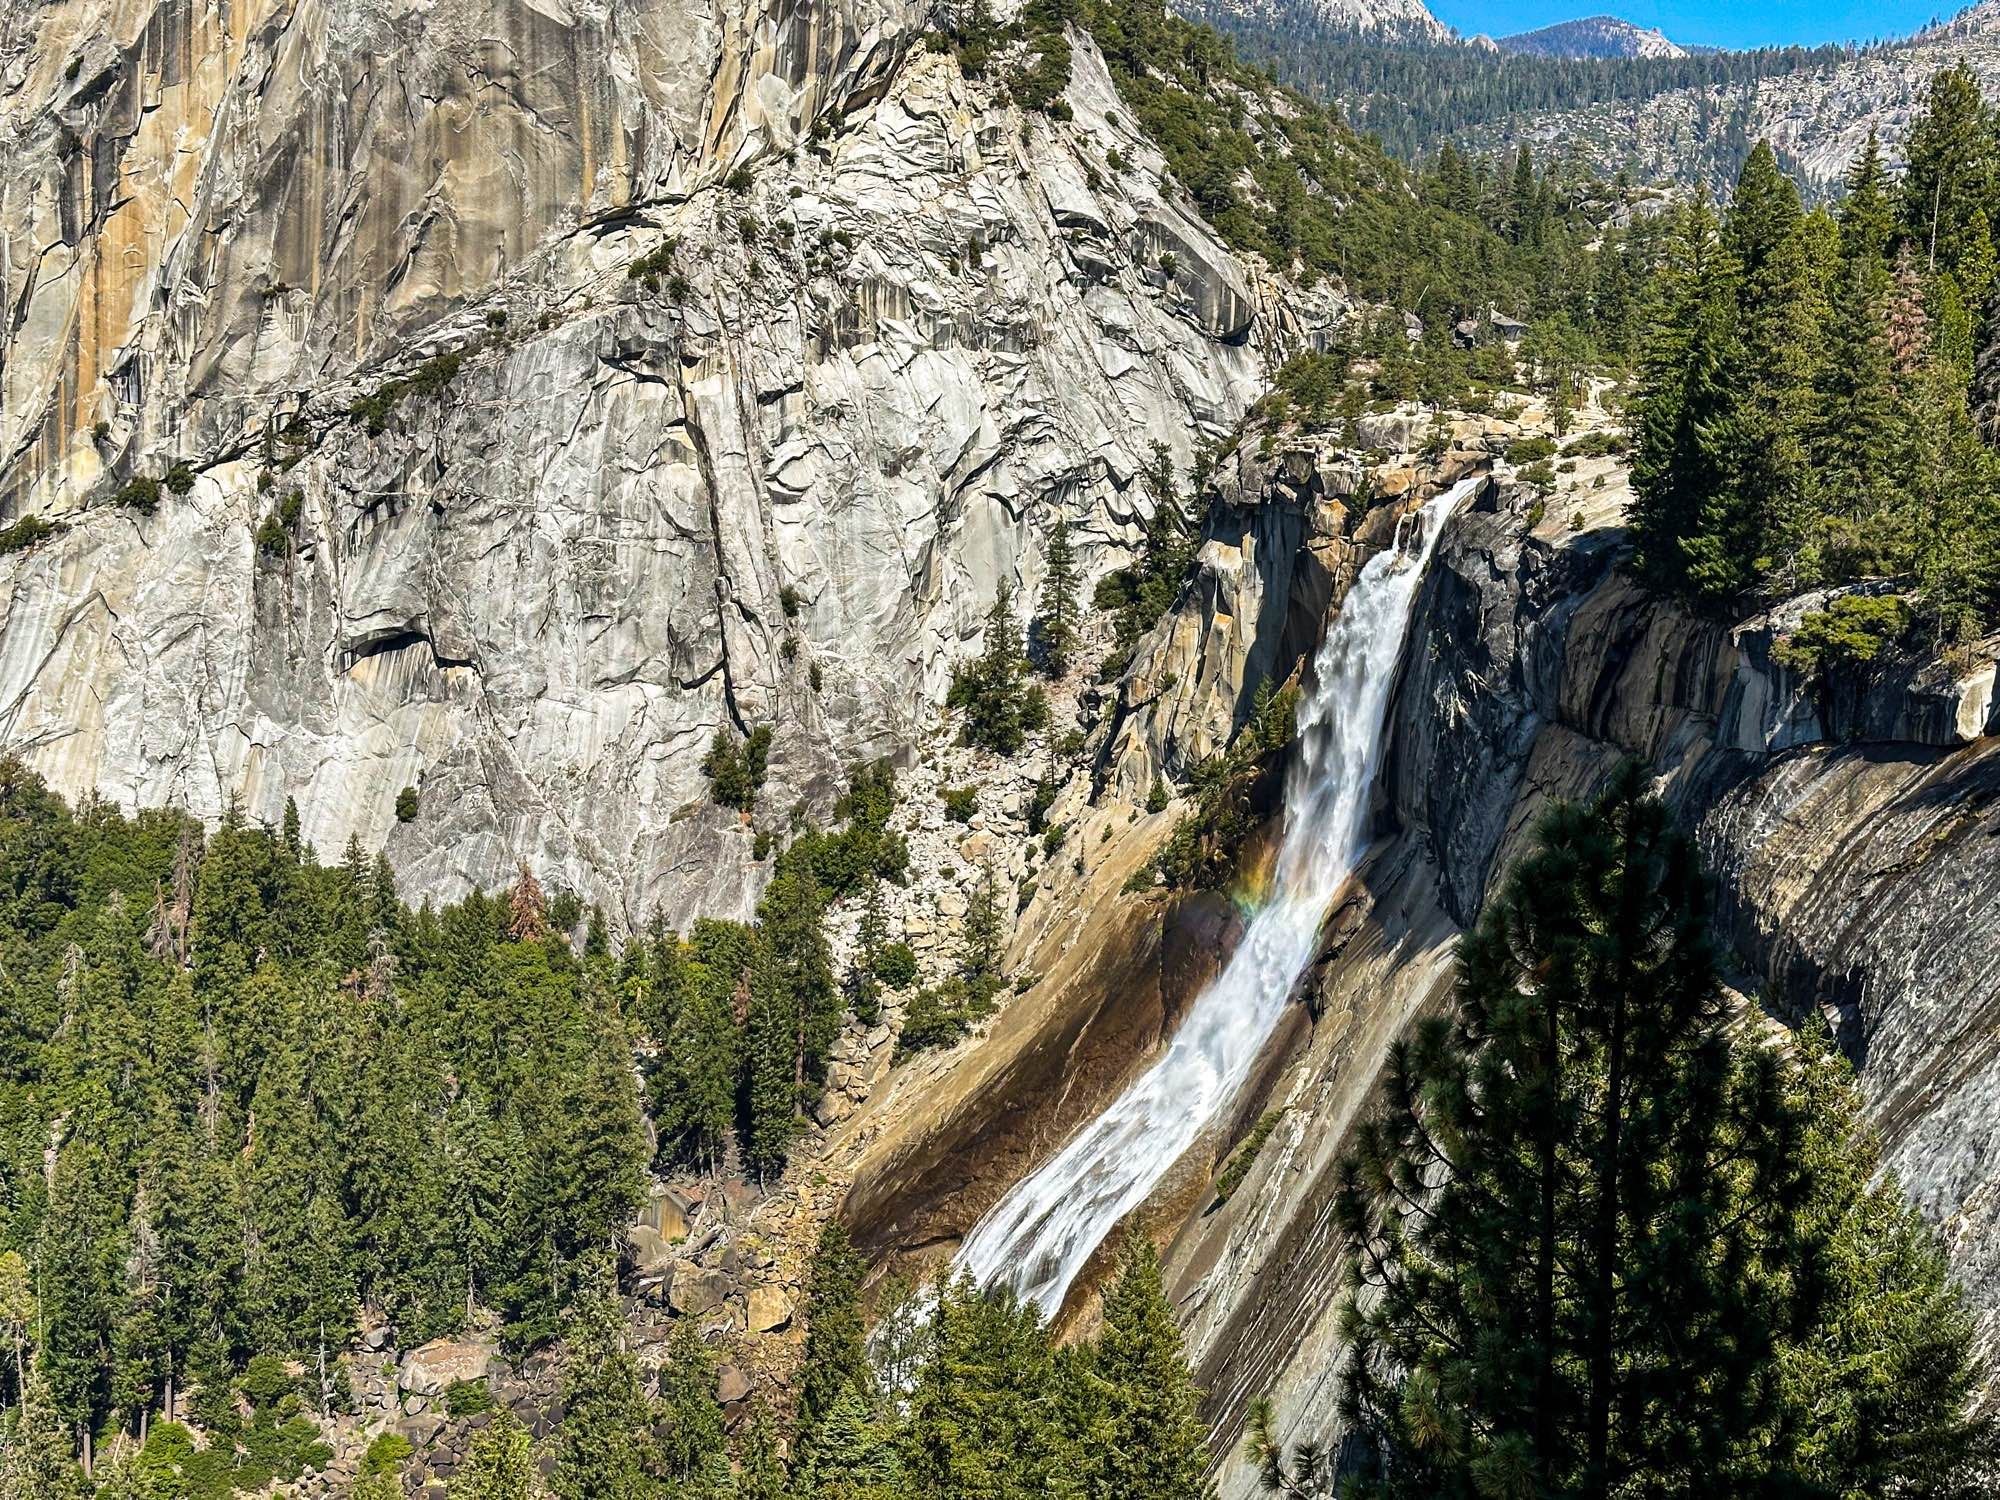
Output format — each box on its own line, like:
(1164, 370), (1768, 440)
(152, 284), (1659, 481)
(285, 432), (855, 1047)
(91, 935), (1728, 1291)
(1176, 484), (2000, 1496)
(0, 6), (1311, 925)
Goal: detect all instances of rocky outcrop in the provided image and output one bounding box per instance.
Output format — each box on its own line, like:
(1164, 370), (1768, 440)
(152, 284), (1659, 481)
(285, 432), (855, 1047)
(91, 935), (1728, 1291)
(0, 8), (1307, 928)
(1097, 415), (1496, 802)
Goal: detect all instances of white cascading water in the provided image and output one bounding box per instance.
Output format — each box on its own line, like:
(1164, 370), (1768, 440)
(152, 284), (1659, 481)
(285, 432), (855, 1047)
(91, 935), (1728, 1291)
(954, 475), (1478, 1316)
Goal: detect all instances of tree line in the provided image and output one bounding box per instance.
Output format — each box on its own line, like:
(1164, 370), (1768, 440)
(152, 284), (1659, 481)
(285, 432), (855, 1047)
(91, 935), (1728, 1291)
(0, 750), (916, 1480)
(1198, 16), (1856, 172)
(1633, 65), (2000, 652)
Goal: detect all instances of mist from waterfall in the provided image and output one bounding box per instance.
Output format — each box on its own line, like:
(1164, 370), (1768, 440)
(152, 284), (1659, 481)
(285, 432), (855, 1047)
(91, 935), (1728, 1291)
(953, 475), (1478, 1316)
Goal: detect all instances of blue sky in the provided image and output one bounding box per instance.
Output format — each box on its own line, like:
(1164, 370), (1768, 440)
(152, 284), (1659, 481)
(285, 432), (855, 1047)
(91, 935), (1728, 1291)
(1427, 0), (1957, 49)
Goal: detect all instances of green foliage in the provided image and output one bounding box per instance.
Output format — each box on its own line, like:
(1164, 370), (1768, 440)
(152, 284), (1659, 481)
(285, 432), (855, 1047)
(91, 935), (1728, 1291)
(0, 516), (65, 557)
(1315, 764), (1999, 1496)
(1212, 1109), (1283, 1204)
(1066, 1237), (1214, 1500)
(1268, 351), (1347, 425)
(1504, 435), (1557, 464)
(702, 725), (772, 811)
(1032, 517), (1082, 678)
(443, 1378), (494, 1417)
(361, 1432), (414, 1478)
(1, 1377), (84, 1500)
(1094, 443), (1201, 677)
(551, 1285), (657, 1500)
(874, 942), (917, 990)
(351, 353), (464, 435)
(1516, 459), (1556, 492)
(114, 476), (161, 513)
(796, 1222), (870, 1441)
(788, 761), (909, 896)
(940, 786), (978, 823)
(0, 760), (650, 1455)
(658, 1323), (729, 1499)
(898, 866), (1007, 1055)
(395, 785), (419, 822)
(1146, 679), (1293, 894)
(1772, 594), (1913, 678)
(949, 584), (1050, 755)
(628, 240), (677, 283)
(449, 1409), (535, 1500)
(164, 463), (196, 495)
(1632, 104), (2000, 635)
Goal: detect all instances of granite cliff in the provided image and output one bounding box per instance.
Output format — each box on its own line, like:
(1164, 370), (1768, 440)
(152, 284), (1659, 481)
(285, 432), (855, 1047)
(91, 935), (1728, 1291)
(6, 0), (2000, 1489)
(0, 0), (1306, 927)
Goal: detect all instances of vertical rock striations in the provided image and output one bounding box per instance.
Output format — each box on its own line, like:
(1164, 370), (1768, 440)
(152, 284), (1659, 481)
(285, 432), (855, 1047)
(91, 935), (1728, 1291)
(0, 9), (1300, 924)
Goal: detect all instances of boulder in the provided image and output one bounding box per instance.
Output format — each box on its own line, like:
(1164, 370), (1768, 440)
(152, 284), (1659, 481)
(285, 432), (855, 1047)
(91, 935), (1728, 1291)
(716, 1365), (752, 1405)
(399, 1336), (496, 1397)
(627, 1223), (675, 1276)
(668, 1263), (734, 1317)
(746, 1286), (794, 1334)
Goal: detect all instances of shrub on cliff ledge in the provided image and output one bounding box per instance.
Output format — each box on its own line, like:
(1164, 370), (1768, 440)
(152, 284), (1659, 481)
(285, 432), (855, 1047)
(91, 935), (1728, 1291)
(702, 724), (772, 810)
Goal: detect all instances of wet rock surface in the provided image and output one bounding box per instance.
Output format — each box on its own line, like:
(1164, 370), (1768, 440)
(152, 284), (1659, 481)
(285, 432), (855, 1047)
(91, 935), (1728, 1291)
(1181, 475), (2000, 1495)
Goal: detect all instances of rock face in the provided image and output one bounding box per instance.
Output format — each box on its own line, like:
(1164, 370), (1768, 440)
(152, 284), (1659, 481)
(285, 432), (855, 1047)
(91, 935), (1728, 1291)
(1169, 479), (2000, 1495)
(1096, 423), (1490, 801)
(0, 4), (1295, 927)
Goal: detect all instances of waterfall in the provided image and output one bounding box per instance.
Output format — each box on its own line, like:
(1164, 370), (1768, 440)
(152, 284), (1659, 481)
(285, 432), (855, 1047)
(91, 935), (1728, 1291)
(954, 475), (1477, 1316)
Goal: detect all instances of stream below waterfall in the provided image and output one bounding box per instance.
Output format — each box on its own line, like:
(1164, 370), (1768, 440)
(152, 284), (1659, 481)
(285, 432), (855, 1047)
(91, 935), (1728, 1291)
(953, 475), (1479, 1315)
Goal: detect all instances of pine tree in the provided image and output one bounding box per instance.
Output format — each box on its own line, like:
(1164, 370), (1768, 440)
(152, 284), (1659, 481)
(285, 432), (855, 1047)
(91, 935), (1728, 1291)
(1333, 765), (1813, 1493)
(949, 585), (1050, 756)
(1814, 250), (1902, 577)
(1888, 245), (1934, 377)
(959, 861), (1006, 1003)
(549, 1285), (657, 1500)
(451, 1408), (537, 1500)
(846, 880), (886, 1029)
(795, 1223), (869, 1441)
(1630, 199), (1745, 598)
(1840, 128), (1894, 264)
(657, 1323), (728, 1499)
(506, 863), (548, 943)
(0, 1251), (32, 1402)
(0, 1376), (83, 1500)
(791, 1384), (900, 1500)
(1035, 518), (1081, 679)
(1067, 1236), (1213, 1500)
(1905, 358), (1998, 643)
(1722, 146), (1824, 580)
(899, 1278), (1059, 1500)
(735, 1408), (791, 1500)
(654, 963), (739, 1174)
(1901, 64), (1995, 277)
(1776, 1027), (2000, 1495)
(1323, 764), (1996, 1496)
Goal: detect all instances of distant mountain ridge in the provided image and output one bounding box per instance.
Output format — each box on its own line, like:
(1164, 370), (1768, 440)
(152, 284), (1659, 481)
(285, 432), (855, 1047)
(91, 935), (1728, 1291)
(1497, 15), (1689, 58)
(1181, 0), (1447, 41)
(1476, 0), (2000, 191)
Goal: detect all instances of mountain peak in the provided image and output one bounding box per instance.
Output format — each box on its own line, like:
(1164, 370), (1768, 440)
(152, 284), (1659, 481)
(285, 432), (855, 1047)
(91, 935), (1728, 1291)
(1497, 14), (1690, 58)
